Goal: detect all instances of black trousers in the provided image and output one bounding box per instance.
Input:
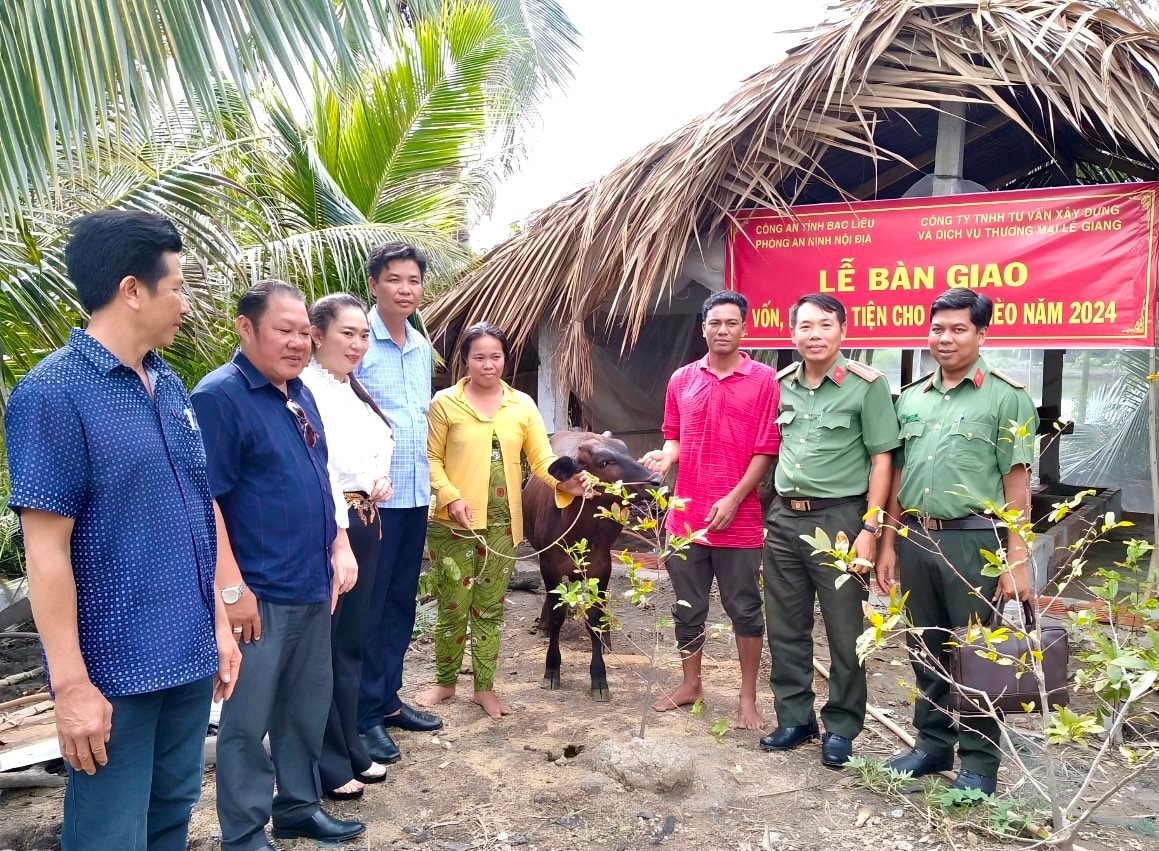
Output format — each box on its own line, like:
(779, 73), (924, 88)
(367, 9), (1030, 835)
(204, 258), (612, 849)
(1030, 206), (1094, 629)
(319, 499), (382, 789)
(358, 505), (429, 732)
(668, 542), (764, 654)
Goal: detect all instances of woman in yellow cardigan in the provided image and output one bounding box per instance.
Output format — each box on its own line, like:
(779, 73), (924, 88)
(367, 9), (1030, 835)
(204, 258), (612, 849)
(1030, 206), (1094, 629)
(414, 323), (585, 719)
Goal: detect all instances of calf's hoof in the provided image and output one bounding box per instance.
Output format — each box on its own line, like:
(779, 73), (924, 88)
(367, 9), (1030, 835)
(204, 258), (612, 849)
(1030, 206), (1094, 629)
(590, 686), (611, 703)
(542, 670), (561, 690)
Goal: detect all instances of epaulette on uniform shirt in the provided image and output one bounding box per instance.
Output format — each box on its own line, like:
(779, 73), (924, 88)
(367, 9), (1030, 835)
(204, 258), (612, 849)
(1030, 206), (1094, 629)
(845, 360), (883, 382)
(775, 362), (800, 381)
(990, 368), (1026, 389)
(903, 372), (935, 392)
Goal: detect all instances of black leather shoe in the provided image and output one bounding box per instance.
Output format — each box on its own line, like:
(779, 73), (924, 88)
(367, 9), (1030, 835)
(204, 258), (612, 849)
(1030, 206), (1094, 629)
(950, 769), (997, 795)
(359, 725), (401, 764)
(384, 703), (443, 732)
(820, 732), (853, 768)
(886, 747), (954, 777)
(759, 718), (819, 751)
(271, 809), (365, 842)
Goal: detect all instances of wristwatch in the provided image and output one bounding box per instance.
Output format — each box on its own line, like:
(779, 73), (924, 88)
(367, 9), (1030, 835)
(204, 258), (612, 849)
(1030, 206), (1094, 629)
(220, 583), (248, 605)
(861, 522), (880, 537)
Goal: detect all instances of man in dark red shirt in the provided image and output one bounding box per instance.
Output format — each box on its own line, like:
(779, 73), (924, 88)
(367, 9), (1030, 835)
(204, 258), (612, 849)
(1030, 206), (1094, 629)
(641, 290), (780, 730)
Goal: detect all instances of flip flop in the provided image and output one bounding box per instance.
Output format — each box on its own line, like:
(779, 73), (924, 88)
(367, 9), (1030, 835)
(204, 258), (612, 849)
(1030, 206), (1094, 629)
(323, 785), (364, 802)
(356, 765), (387, 785)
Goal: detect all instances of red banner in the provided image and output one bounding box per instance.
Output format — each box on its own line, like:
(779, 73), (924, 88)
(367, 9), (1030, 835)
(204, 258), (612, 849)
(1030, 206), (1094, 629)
(725, 183), (1159, 348)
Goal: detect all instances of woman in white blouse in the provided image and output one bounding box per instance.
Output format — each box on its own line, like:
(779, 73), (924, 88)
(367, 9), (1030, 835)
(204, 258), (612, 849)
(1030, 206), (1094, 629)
(302, 293), (395, 801)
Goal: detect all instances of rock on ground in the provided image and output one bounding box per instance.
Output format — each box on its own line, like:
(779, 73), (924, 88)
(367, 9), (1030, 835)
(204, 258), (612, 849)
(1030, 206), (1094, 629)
(583, 737), (695, 794)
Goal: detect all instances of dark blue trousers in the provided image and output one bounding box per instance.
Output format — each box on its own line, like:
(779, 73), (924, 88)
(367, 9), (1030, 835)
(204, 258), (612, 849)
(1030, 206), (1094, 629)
(358, 505), (428, 732)
(61, 675), (213, 851)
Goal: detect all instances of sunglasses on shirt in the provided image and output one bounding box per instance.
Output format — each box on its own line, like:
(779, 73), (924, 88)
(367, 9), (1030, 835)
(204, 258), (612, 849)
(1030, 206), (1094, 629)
(285, 399), (319, 448)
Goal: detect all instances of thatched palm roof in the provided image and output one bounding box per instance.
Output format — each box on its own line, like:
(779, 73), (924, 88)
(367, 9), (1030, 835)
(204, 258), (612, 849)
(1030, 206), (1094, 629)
(427, 0), (1159, 396)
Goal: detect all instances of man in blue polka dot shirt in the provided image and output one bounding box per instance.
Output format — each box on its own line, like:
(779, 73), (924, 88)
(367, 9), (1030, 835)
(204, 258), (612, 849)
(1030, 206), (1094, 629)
(5, 210), (242, 851)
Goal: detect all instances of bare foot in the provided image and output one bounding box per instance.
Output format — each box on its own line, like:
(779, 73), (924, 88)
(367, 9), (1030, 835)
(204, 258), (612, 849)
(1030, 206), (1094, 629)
(735, 697), (766, 731)
(331, 779), (364, 795)
(652, 679), (703, 713)
(472, 690), (513, 719)
(414, 684), (456, 707)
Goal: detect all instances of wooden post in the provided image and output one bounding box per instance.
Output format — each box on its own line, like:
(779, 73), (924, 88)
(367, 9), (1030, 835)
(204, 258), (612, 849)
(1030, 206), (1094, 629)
(932, 100), (966, 196)
(900, 350), (914, 387)
(1039, 350), (1065, 485)
(537, 326), (569, 433)
(893, 100), (967, 390)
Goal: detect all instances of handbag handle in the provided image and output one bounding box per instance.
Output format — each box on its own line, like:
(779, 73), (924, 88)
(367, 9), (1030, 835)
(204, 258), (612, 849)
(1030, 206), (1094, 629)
(989, 595), (1037, 630)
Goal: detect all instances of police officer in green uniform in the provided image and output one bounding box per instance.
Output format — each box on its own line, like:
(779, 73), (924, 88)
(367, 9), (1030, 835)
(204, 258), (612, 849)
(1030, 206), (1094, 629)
(759, 294), (900, 768)
(877, 288), (1037, 794)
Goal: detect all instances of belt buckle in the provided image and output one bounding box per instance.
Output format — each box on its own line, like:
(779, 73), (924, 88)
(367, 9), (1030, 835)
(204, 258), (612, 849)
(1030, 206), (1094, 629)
(790, 499), (810, 512)
(922, 516), (942, 531)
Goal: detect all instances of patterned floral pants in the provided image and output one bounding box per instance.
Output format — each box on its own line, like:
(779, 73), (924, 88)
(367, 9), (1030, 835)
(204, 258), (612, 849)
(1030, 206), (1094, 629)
(427, 433), (516, 691)
(426, 521), (516, 690)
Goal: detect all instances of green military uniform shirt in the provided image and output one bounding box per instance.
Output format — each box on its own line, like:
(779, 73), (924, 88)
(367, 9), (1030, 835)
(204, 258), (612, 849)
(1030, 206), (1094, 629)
(894, 356), (1038, 519)
(774, 353), (902, 498)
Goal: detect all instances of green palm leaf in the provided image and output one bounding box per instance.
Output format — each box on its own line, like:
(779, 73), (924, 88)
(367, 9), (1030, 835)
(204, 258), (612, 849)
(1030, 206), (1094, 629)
(0, 106), (276, 388)
(248, 0), (527, 296)
(312, 1), (519, 218)
(0, 0), (403, 209)
(2, 0), (577, 390)
(407, 0), (579, 89)
(238, 222), (474, 298)
(407, 0), (578, 172)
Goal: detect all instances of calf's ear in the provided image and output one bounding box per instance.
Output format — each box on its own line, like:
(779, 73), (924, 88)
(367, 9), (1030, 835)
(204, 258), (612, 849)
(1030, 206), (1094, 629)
(548, 456), (580, 480)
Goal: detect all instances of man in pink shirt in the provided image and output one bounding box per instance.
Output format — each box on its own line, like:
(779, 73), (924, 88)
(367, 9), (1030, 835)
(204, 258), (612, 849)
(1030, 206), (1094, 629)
(641, 291), (780, 730)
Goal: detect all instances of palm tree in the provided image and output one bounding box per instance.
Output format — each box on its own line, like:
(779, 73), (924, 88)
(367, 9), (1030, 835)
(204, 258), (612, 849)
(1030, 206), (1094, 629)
(1, 0), (577, 388)
(0, 1), (387, 209)
(406, 0), (578, 168)
(0, 101), (265, 387)
(1, 1), (576, 208)
(241, 0), (527, 298)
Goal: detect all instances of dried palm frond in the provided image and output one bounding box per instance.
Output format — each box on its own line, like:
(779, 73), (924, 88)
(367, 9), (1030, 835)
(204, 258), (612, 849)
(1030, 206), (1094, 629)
(428, 0), (1159, 398)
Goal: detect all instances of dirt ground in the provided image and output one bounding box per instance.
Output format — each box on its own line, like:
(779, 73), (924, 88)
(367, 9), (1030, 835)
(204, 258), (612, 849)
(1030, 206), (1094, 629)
(0, 630), (41, 705)
(1, 562), (1157, 851)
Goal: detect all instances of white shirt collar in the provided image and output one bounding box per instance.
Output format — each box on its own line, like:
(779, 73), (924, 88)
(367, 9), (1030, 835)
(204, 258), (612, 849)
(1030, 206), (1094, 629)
(305, 358), (348, 390)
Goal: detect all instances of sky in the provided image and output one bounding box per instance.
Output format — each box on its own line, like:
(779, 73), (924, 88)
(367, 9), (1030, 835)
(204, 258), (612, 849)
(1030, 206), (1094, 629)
(472, 1), (835, 249)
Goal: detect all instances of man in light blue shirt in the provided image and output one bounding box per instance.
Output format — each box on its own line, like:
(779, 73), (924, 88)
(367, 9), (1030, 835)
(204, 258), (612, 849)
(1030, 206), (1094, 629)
(356, 243), (444, 764)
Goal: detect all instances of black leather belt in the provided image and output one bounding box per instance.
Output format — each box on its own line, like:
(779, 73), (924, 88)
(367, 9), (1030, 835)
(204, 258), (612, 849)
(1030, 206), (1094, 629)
(779, 494), (866, 513)
(904, 514), (994, 531)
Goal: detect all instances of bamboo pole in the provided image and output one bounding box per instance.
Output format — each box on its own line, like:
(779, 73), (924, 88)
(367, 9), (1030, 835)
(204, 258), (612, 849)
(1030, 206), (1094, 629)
(0, 667), (42, 688)
(0, 699), (54, 730)
(0, 770), (65, 789)
(0, 691), (49, 713)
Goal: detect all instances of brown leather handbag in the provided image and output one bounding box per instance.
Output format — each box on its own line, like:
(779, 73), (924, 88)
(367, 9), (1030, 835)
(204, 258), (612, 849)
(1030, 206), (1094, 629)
(948, 599), (1070, 715)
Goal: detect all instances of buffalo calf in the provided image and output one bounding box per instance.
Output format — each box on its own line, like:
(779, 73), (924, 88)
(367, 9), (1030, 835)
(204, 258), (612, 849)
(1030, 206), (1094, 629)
(523, 431), (661, 701)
